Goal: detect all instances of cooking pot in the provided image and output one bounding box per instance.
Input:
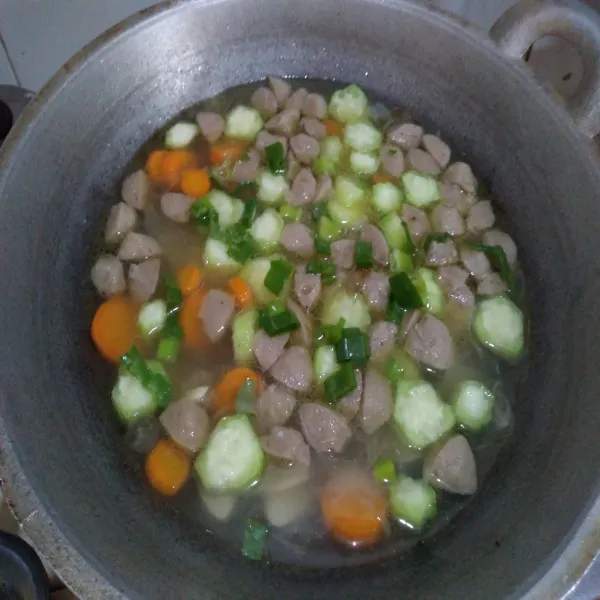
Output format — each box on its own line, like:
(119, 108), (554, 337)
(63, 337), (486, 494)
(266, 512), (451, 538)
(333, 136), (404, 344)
(2, 0), (600, 598)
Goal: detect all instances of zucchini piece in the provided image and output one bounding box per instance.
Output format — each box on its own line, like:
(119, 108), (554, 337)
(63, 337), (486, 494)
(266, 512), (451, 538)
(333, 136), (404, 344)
(394, 380), (455, 449)
(390, 249), (413, 274)
(232, 309), (259, 364)
(241, 257), (280, 305)
(322, 288), (371, 331)
(207, 190), (242, 228)
(112, 366), (163, 424)
(250, 209), (284, 252)
(452, 380), (494, 431)
(225, 105), (263, 141)
(328, 84), (368, 124)
(328, 200), (366, 228)
(165, 122), (199, 149)
(473, 296), (524, 359)
(314, 136), (344, 175)
(383, 349), (421, 381)
(314, 345), (340, 384)
(203, 238), (242, 274)
(279, 204), (302, 223)
(389, 476), (437, 529)
(257, 171), (289, 205)
(137, 299), (167, 339)
(195, 414), (264, 493)
(344, 121), (383, 153)
(318, 216), (343, 241)
(334, 174), (366, 208)
(371, 182), (403, 215)
(349, 151), (380, 176)
(379, 213), (408, 250)
(402, 171), (440, 208)
(415, 268), (444, 316)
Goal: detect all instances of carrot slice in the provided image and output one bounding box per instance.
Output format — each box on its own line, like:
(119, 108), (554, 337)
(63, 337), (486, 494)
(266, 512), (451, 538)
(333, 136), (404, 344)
(145, 439), (191, 496)
(177, 264), (203, 297)
(210, 139), (246, 166)
(180, 289), (207, 349)
(180, 169), (211, 198)
(146, 150), (167, 181)
(91, 296), (137, 363)
(227, 277), (254, 309)
(323, 119), (344, 138)
(372, 170), (393, 185)
(160, 150), (196, 188)
(321, 469), (388, 546)
(213, 368), (261, 417)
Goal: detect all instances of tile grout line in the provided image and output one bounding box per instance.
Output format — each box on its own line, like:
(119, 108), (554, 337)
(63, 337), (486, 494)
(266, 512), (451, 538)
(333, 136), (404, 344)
(0, 30), (21, 87)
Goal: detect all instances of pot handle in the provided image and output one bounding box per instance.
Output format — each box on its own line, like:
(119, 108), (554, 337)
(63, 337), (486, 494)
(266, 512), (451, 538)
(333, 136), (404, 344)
(490, 0), (600, 137)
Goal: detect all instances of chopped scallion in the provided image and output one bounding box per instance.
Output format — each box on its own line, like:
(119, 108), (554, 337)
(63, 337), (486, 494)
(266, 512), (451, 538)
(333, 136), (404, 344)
(258, 308), (300, 336)
(315, 237), (331, 256)
(265, 142), (286, 174)
(323, 364), (358, 403)
(156, 337), (180, 363)
(471, 243), (514, 290)
(312, 202), (329, 221)
(242, 518), (269, 560)
(227, 237), (256, 264)
(389, 272), (423, 309)
(334, 328), (370, 366)
(240, 197), (258, 227)
(279, 204), (302, 223)
(401, 221), (416, 255)
(424, 232), (452, 251)
(121, 347), (172, 407)
(190, 199), (218, 228)
(264, 259), (293, 296)
(386, 300), (406, 326)
(316, 318), (345, 345)
(306, 261), (337, 278)
(354, 240), (373, 269)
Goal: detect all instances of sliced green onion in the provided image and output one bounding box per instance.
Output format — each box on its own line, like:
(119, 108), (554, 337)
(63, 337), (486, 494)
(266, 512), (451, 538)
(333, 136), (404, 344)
(401, 221), (416, 255)
(242, 518), (269, 560)
(306, 261), (337, 278)
(316, 318), (345, 345)
(265, 142), (286, 174)
(471, 243), (514, 290)
(190, 199), (218, 228)
(334, 328), (370, 366)
(258, 308), (300, 336)
(240, 197), (258, 227)
(323, 363), (358, 403)
(386, 300), (406, 326)
(165, 276), (183, 310)
(315, 237), (331, 256)
(354, 240), (373, 269)
(227, 237), (256, 264)
(373, 458), (396, 484)
(156, 337), (180, 363)
(318, 216), (343, 242)
(424, 232), (452, 251)
(264, 259), (293, 296)
(236, 379), (257, 415)
(232, 182), (258, 200)
(389, 273), (424, 309)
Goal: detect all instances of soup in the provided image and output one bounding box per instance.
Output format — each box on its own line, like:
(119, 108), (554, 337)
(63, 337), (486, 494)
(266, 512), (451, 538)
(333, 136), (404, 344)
(89, 78), (526, 566)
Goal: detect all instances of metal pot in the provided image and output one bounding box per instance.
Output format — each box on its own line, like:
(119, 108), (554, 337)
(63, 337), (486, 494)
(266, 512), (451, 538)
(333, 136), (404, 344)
(1, 0), (600, 598)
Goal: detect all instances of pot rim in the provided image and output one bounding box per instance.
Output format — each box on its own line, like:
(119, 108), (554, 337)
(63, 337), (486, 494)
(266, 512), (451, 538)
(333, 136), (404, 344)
(0, 1), (599, 599)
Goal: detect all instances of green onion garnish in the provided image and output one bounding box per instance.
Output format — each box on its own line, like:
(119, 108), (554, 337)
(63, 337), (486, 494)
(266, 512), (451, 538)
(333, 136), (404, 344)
(389, 272), (423, 309)
(156, 337), (180, 363)
(242, 518), (269, 560)
(471, 243), (514, 290)
(258, 308), (300, 336)
(240, 197), (258, 227)
(401, 220), (416, 255)
(306, 261), (336, 278)
(279, 204), (302, 223)
(424, 232), (452, 251)
(314, 237), (331, 256)
(354, 240), (373, 269)
(121, 347), (172, 407)
(265, 142), (286, 174)
(264, 259), (293, 296)
(323, 363), (358, 403)
(334, 328), (370, 366)
(316, 318), (345, 345)
(190, 199), (218, 228)
(312, 201), (329, 221)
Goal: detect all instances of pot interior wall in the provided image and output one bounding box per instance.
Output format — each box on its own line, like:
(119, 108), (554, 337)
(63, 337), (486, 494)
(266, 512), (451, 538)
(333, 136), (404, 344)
(1, 0), (600, 598)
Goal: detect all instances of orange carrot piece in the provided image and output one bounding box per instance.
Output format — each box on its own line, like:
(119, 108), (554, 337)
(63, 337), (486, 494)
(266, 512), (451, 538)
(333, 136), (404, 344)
(160, 150), (196, 188)
(210, 139), (246, 166)
(180, 290), (207, 349)
(91, 296), (137, 363)
(213, 368), (261, 417)
(227, 277), (254, 309)
(177, 264), (203, 297)
(323, 119), (344, 138)
(180, 169), (211, 198)
(145, 439), (191, 496)
(321, 470), (388, 546)
(146, 150), (167, 181)
(372, 170), (393, 184)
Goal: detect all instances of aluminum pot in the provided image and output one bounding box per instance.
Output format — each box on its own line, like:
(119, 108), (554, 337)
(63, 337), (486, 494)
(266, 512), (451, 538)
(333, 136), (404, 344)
(2, 0), (600, 598)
